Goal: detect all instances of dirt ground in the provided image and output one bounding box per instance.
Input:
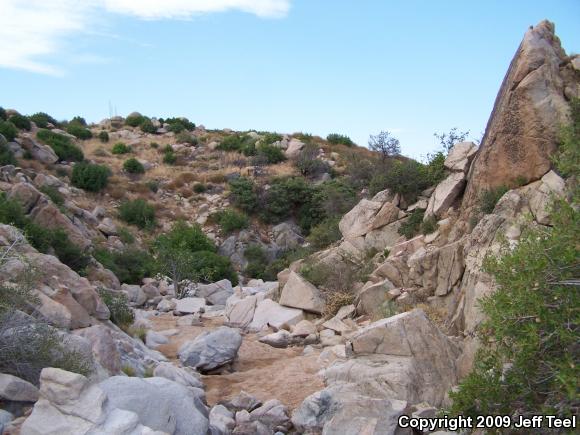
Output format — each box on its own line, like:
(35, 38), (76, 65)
(151, 313), (324, 410)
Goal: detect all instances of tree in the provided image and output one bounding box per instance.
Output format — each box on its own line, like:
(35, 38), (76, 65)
(368, 131), (401, 161)
(433, 127), (470, 153)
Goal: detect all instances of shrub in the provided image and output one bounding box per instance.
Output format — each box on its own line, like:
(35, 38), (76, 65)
(0, 120), (18, 142)
(212, 209), (249, 234)
(257, 143), (286, 164)
(420, 215), (438, 235)
(478, 186), (508, 214)
(261, 132), (283, 144)
(71, 162), (110, 192)
(0, 193), (89, 272)
(368, 131), (400, 160)
(163, 150), (176, 165)
(0, 141), (16, 166)
(295, 144), (330, 177)
(39, 186), (64, 206)
(426, 151), (447, 185)
(326, 133), (354, 146)
(0, 107), (6, 120)
(370, 160), (431, 201)
(125, 114), (146, 127)
(118, 199), (155, 229)
(324, 292), (355, 318)
(176, 131), (198, 145)
(228, 177), (259, 212)
(29, 112), (58, 129)
(146, 180), (159, 193)
(117, 227), (135, 244)
(244, 244), (269, 279)
(98, 131), (109, 143)
(449, 199), (579, 419)
(70, 116), (87, 126)
(9, 114), (31, 131)
(36, 129), (84, 162)
(434, 127), (470, 153)
(123, 158), (145, 174)
(150, 142), (159, 149)
(94, 247), (155, 285)
(190, 251), (238, 285)
(66, 123), (92, 140)
(165, 117), (195, 132)
(553, 97), (580, 183)
(0, 313), (93, 385)
(112, 142), (131, 154)
(398, 209), (425, 239)
(217, 134), (256, 154)
(307, 217), (342, 249)
(157, 221), (216, 254)
(98, 288), (134, 327)
(193, 183), (207, 193)
(140, 119), (156, 134)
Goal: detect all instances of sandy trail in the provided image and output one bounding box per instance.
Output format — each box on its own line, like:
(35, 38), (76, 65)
(151, 313), (324, 410)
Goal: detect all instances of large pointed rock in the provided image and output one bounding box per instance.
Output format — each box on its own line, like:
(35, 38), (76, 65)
(444, 141), (478, 172)
(462, 20), (579, 209)
(279, 272), (325, 314)
(339, 199), (399, 239)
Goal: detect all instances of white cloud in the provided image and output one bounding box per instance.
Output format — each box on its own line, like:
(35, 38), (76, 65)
(102, 0), (291, 19)
(0, 0), (291, 75)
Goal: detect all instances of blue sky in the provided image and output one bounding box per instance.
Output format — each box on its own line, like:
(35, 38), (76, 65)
(0, 0), (578, 159)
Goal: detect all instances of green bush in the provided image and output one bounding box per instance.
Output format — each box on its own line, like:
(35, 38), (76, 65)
(176, 131), (198, 145)
(49, 229), (91, 273)
(420, 215), (438, 235)
(140, 119), (157, 134)
(157, 220), (216, 254)
(213, 209), (249, 234)
(295, 144), (330, 177)
(326, 133), (354, 146)
(165, 117), (195, 132)
(66, 123), (92, 140)
(370, 160), (431, 201)
(257, 143), (286, 164)
(117, 227), (135, 244)
(307, 217), (342, 249)
(29, 112), (58, 129)
(449, 199), (579, 419)
(36, 129), (84, 162)
(125, 114), (146, 127)
(112, 142), (131, 154)
(217, 134), (257, 154)
(193, 183), (207, 193)
(553, 97), (580, 183)
(39, 186), (64, 206)
(94, 248), (155, 285)
(478, 186), (508, 214)
(261, 132), (283, 144)
(0, 193), (90, 272)
(123, 158), (145, 174)
(0, 121), (18, 142)
(70, 116), (87, 126)
(190, 251), (238, 285)
(71, 162), (110, 192)
(0, 141), (16, 166)
(228, 177), (259, 212)
(0, 107), (6, 120)
(145, 180), (159, 193)
(98, 131), (109, 143)
(150, 142), (159, 149)
(163, 150), (176, 165)
(244, 244), (269, 279)
(97, 288), (134, 328)
(118, 199), (155, 229)
(398, 209), (425, 239)
(9, 114), (31, 131)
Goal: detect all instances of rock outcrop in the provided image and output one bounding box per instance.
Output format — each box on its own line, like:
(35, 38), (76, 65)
(462, 20), (578, 209)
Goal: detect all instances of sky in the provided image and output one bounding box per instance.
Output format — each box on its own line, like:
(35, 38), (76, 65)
(0, 1), (579, 160)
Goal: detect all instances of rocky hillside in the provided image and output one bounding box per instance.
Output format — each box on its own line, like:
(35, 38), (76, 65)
(0, 20), (578, 435)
